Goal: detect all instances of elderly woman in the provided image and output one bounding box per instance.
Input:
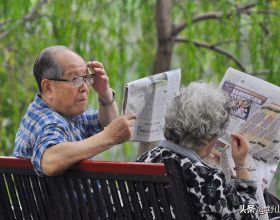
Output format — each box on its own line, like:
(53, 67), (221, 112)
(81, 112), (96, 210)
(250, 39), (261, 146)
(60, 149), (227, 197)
(137, 82), (259, 219)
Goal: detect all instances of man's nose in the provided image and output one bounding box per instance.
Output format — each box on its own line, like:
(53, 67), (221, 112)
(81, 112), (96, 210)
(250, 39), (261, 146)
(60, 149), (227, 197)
(78, 81), (89, 92)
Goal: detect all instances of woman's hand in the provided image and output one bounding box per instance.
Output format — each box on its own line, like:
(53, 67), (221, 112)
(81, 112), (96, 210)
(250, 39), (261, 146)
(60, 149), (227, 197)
(231, 133), (252, 180)
(231, 133), (250, 166)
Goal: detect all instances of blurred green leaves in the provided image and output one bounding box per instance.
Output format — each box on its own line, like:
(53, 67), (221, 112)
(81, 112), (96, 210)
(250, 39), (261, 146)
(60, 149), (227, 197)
(1, 0), (280, 163)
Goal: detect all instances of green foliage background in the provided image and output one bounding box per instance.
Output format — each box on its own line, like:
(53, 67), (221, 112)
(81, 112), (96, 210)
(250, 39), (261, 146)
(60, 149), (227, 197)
(1, 0), (280, 195)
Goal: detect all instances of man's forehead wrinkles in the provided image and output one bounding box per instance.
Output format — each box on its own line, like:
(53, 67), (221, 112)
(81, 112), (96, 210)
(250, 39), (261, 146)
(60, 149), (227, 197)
(65, 64), (88, 77)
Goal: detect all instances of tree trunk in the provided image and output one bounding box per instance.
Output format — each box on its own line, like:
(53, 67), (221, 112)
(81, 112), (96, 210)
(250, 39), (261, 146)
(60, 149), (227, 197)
(138, 0), (174, 156)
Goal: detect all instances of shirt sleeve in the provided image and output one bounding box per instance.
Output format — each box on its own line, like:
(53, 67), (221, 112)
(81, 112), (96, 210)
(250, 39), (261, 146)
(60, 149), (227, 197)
(187, 163), (260, 219)
(80, 109), (102, 137)
(32, 123), (68, 176)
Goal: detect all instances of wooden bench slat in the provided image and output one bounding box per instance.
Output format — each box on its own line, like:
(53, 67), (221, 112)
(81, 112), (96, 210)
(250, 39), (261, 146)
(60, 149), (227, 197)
(13, 175), (32, 220)
(148, 182), (163, 220)
(46, 177), (65, 219)
(156, 183), (173, 219)
(99, 179), (115, 218)
(55, 177), (73, 220)
(80, 178), (99, 219)
(136, 182), (153, 220)
(108, 179), (124, 219)
(73, 178), (90, 220)
(22, 176), (40, 219)
(64, 177), (81, 220)
(118, 180), (134, 219)
(5, 174), (23, 219)
(91, 179), (108, 219)
(37, 177), (57, 219)
(0, 174), (14, 219)
(126, 181), (143, 220)
(30, 176), (48, 220)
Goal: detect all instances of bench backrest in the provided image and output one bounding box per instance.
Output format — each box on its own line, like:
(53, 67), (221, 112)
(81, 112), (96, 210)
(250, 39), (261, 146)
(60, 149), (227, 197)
(0, 157), (195, 220)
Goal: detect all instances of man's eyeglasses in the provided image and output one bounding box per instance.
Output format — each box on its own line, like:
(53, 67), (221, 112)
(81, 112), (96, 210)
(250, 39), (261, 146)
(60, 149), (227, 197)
(47, 71), (95, 88)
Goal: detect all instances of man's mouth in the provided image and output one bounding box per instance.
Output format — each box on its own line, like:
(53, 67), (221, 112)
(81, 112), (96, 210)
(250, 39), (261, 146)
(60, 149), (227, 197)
(78, 98), (87, 102)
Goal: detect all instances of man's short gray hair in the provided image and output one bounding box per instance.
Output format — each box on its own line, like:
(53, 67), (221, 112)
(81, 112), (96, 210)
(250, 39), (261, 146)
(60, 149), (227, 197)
(33, 45), (70, 93)
(164, 81), (232, 150)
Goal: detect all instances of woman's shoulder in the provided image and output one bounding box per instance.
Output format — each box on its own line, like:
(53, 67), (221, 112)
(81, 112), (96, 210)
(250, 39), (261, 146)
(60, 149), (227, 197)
(137, 145), (224, 174)
(137, 146), (197, 165)
(137, 146), (178, 163)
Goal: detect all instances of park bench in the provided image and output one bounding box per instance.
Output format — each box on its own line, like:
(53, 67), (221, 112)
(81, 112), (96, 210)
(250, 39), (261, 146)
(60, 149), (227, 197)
(0, 157), (195, 220)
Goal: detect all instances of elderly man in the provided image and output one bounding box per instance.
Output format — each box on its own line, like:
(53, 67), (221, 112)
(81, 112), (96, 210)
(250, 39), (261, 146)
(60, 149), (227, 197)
(14, 45), (135, 176)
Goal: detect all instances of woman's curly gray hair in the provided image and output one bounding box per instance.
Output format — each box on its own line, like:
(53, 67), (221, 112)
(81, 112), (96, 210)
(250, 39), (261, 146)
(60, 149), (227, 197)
(164, 81), (232, 150)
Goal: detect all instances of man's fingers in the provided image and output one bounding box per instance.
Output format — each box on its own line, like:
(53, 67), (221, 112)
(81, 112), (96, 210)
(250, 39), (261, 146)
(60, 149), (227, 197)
(128, 120), (135, 127)
(125, 112), (137, 120)
(87, 61), (104, 69)
(93, 68), (106, 76)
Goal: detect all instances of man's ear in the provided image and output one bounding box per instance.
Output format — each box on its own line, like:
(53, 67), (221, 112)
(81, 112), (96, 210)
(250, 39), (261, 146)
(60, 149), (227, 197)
(41, 79), (53, 100)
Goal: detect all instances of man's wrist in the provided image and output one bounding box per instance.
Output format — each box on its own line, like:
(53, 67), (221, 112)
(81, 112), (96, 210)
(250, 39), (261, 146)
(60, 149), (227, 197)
(101, 128), (115, 146)
(98, 89), (116, 107)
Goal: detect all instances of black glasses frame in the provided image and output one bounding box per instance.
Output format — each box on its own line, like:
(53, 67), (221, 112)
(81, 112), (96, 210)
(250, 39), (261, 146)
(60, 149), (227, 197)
(46, 73), (95, 88)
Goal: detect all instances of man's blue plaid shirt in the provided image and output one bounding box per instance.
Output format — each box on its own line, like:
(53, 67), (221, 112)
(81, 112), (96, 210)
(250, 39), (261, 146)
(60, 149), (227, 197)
(14, 94), (102, 175)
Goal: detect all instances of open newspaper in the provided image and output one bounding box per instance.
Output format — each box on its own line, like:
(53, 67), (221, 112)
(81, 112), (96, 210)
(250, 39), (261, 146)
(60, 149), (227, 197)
(122, 69), (181, 142)
(203, 67), (280, 216)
